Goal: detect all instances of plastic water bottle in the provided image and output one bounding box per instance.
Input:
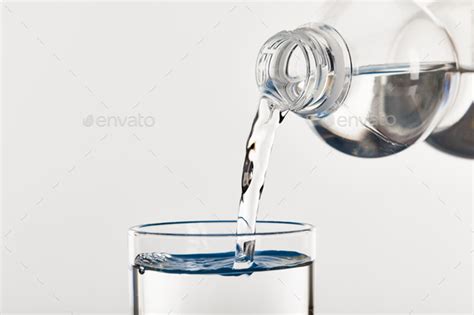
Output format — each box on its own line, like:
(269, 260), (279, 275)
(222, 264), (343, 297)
(256, 1), (472, 158)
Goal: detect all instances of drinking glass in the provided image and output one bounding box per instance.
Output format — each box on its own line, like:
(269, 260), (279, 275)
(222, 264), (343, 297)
(129, 220), (316, 314)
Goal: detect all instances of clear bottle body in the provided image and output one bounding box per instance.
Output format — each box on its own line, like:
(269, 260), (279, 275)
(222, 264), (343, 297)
(256, 2), (468, 158)
(312, 59), (459, 157)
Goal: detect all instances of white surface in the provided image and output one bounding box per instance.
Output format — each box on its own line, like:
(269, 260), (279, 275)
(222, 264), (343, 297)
(1, 1), (472, 314)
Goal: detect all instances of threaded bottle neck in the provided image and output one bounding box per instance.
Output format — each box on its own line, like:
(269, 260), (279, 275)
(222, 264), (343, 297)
(256, 23), (352, 118)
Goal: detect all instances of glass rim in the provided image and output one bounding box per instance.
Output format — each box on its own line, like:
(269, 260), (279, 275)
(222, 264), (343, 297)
(129, 220), (315, 238)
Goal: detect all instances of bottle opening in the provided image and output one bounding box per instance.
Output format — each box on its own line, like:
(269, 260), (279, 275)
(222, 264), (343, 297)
(256, 23), (352, 118)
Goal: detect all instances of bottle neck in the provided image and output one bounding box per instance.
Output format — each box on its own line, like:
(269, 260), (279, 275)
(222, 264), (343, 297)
(256, 23), (352, 119)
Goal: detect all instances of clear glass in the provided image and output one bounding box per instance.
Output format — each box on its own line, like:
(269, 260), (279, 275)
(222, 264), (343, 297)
(129, 220), (316, 314)
(256, 1), (469, 158)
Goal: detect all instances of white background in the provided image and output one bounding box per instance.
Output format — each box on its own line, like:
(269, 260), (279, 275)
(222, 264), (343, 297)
(1, 1), (472, 314)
